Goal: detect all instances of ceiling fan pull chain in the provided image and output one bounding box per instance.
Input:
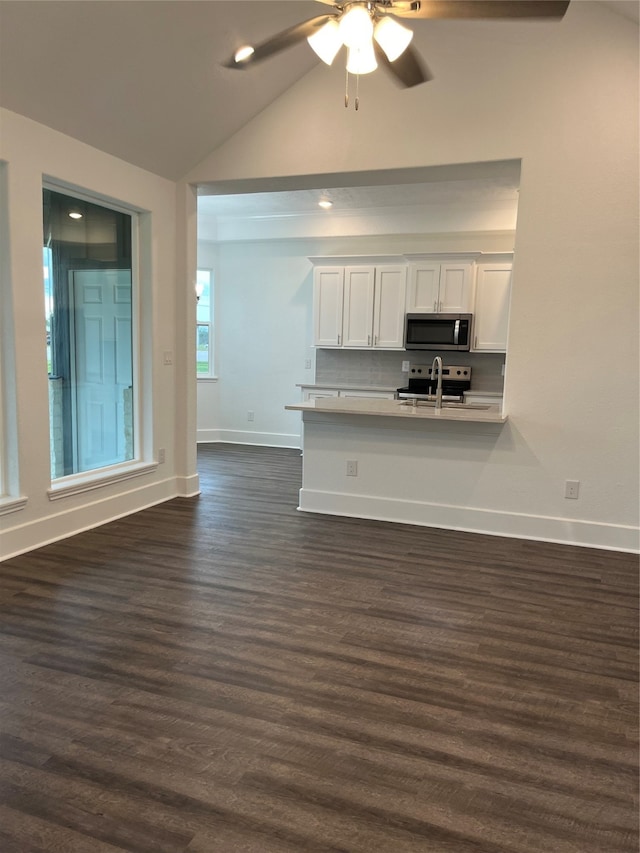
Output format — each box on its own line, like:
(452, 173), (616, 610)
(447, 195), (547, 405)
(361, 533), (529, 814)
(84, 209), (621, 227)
(355, 73), (360, 111)
(345, 66), (349, 108)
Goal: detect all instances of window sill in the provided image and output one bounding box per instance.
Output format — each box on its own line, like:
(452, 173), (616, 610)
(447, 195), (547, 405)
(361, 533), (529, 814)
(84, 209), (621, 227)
(0, 495), (28, 516)
(48, 460), (158, 502)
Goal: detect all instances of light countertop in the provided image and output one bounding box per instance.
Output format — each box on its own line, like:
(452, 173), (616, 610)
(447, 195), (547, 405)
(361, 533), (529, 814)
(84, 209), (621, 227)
(286, 397), (507, 424)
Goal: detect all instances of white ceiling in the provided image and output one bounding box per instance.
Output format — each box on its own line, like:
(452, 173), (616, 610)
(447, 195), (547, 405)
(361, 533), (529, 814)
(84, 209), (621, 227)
(196, 160), (523, 239)
(0, 1), (636, 182)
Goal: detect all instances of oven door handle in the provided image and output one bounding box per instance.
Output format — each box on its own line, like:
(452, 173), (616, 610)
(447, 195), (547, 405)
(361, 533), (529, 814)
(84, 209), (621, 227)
(453, 319), (460, 345)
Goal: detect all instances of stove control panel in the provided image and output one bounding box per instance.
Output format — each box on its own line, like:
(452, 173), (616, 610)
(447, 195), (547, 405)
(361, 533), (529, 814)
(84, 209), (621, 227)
(409, 364), (471, 379)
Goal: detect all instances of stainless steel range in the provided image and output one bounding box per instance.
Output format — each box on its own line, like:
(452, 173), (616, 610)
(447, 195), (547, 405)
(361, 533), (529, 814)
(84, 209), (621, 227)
(396, 364), (471, 402)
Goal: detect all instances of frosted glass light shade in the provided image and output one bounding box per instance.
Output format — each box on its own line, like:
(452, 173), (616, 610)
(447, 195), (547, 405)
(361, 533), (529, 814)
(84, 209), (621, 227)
(374, 17), (413, 62)
(346, 42), (377, 75)
(339, 5), (373, 49)
(307, 19), (342, 65)
(234, 45), (255, 63)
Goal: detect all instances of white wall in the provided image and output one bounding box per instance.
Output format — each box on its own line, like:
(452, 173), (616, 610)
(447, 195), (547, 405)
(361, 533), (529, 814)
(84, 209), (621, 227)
(187, 2), (638, 551)
(0, 109), (198, 560)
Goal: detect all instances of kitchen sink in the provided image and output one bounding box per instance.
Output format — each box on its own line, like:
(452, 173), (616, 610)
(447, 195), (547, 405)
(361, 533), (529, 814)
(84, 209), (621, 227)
(397, 400), (491, 410)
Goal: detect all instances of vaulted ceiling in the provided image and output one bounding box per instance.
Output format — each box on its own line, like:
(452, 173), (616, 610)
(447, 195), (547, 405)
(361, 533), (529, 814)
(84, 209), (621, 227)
(1, 1), (637, 183)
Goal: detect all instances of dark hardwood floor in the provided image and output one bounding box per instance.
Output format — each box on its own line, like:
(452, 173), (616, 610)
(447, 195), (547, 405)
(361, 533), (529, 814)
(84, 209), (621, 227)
(0, 443), (638, 853)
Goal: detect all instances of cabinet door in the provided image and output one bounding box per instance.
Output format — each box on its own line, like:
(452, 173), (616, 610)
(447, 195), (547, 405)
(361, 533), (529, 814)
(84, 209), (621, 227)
(406, 263), (440, 312)
(313, 267), (344, 347)
(304, 389), (339, 401)
(439, 263), (473, 313)
(472, 263), (512, 352)
(373, 265), (407, 349)
(342, 266), (375, 348)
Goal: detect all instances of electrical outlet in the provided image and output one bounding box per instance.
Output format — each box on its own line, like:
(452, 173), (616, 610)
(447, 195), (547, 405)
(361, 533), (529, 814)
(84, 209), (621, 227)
(401, 360), (410, 372)
(158, 448), (165, 464)
(304, 358), (312, 369)
(346, 460), (358, 477)
(565, 480), (580, 499)
(247, 411), (255, 422)
(163, 351), (173, 365)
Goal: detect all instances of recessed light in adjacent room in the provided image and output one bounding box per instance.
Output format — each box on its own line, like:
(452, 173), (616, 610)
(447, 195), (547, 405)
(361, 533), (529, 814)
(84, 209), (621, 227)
(68, 211), (83, 219)
(318, 199), (333, 210)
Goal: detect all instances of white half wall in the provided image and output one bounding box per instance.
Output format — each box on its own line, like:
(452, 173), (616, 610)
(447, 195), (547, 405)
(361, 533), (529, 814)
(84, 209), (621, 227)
(299, 413), (639, 553)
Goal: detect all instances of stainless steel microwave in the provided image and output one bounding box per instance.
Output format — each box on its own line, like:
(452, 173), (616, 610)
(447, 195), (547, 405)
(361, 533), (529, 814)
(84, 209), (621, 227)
(404, 313), (473, 351)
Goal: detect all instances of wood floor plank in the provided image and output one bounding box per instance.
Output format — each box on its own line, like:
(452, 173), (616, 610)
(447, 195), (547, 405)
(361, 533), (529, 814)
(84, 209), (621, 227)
(0, 443), (637, 852)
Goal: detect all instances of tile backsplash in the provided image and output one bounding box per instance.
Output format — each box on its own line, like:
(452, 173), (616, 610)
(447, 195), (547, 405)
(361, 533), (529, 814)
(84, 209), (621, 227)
(316, 349), (505, 393)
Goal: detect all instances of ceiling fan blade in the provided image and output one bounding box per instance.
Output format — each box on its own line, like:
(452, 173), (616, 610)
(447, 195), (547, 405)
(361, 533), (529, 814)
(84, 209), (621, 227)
(388, 1), (570, 19)
(374, 41), (432, 88)
(223, 14), (336, 68)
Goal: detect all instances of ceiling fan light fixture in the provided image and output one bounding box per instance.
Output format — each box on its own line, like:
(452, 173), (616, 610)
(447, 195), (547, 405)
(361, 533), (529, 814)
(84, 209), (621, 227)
(346, 42), (378, 75)
(374, 16), (413, 62)
(307, 19), (342, 65)
(234, 45), (255, 64)
(339, 4), (374, 49)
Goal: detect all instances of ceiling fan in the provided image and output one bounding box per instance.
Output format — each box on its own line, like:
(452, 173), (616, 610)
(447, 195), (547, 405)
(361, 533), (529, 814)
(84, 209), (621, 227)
(224, 1), (570, 99)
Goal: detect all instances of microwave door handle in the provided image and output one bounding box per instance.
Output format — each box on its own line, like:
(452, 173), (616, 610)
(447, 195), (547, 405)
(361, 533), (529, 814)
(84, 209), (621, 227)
(453, 319), (460, 345)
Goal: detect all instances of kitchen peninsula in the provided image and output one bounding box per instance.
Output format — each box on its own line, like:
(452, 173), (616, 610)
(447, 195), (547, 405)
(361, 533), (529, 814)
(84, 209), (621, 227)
(287, 396), (507, 423)
(285, 396), (511, 537)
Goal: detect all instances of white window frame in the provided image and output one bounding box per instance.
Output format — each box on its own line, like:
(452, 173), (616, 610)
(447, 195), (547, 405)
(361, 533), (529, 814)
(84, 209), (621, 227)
(0, 160), (27, 515)
(42, 179), (154, 500)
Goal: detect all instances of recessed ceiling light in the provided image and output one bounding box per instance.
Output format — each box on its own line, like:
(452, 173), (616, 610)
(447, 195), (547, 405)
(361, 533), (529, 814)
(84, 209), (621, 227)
(318, 199), (333, 210)
(68, 211), (83, 219)
(234, 45), (255, 63)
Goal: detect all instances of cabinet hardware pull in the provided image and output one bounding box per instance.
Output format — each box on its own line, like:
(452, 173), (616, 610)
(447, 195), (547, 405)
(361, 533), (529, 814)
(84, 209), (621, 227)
(433, 300), (437, 311)
(374, 335), (377, 345)
(368, 335), (371, 345)
(338, 334), (341, 345)
(474, 336), (478, 348)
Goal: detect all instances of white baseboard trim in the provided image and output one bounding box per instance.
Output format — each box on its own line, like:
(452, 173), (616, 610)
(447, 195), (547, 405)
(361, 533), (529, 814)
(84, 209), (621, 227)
(197, 429), (301, 449)
(175, 473), (201, 498)
(1, 477), (183, 562)
(297, 489), (640, 554)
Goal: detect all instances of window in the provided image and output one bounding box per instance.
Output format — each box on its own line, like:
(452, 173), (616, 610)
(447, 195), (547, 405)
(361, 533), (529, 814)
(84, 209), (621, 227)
(43, 186), (136, 479)
(196, 268), (214, 377)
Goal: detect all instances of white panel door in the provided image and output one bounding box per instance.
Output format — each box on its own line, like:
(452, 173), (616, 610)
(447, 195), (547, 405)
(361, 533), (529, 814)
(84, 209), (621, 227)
(472, 263), (512, 352)
(373, 265), (407, 349)
(439, 263), (473, 312)
(342, 266), (375, 347)
(407, 263), (440, 312)
(313, 267), (344, 346)
(71, 269), (132, 472)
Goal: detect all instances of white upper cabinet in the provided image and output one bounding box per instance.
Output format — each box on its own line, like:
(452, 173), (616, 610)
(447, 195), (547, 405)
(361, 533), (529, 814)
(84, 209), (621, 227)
(407, 260), (473, 313)
(372, 265), (407, 349)
(472, 262), (512, 352)
(313, 266), (344, 347)
(312, 261), (406, 350)
(342, 266), (376, 347)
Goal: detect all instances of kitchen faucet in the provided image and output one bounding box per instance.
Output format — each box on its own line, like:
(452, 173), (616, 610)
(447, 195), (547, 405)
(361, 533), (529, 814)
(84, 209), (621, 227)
(431, 355), (443, 411)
